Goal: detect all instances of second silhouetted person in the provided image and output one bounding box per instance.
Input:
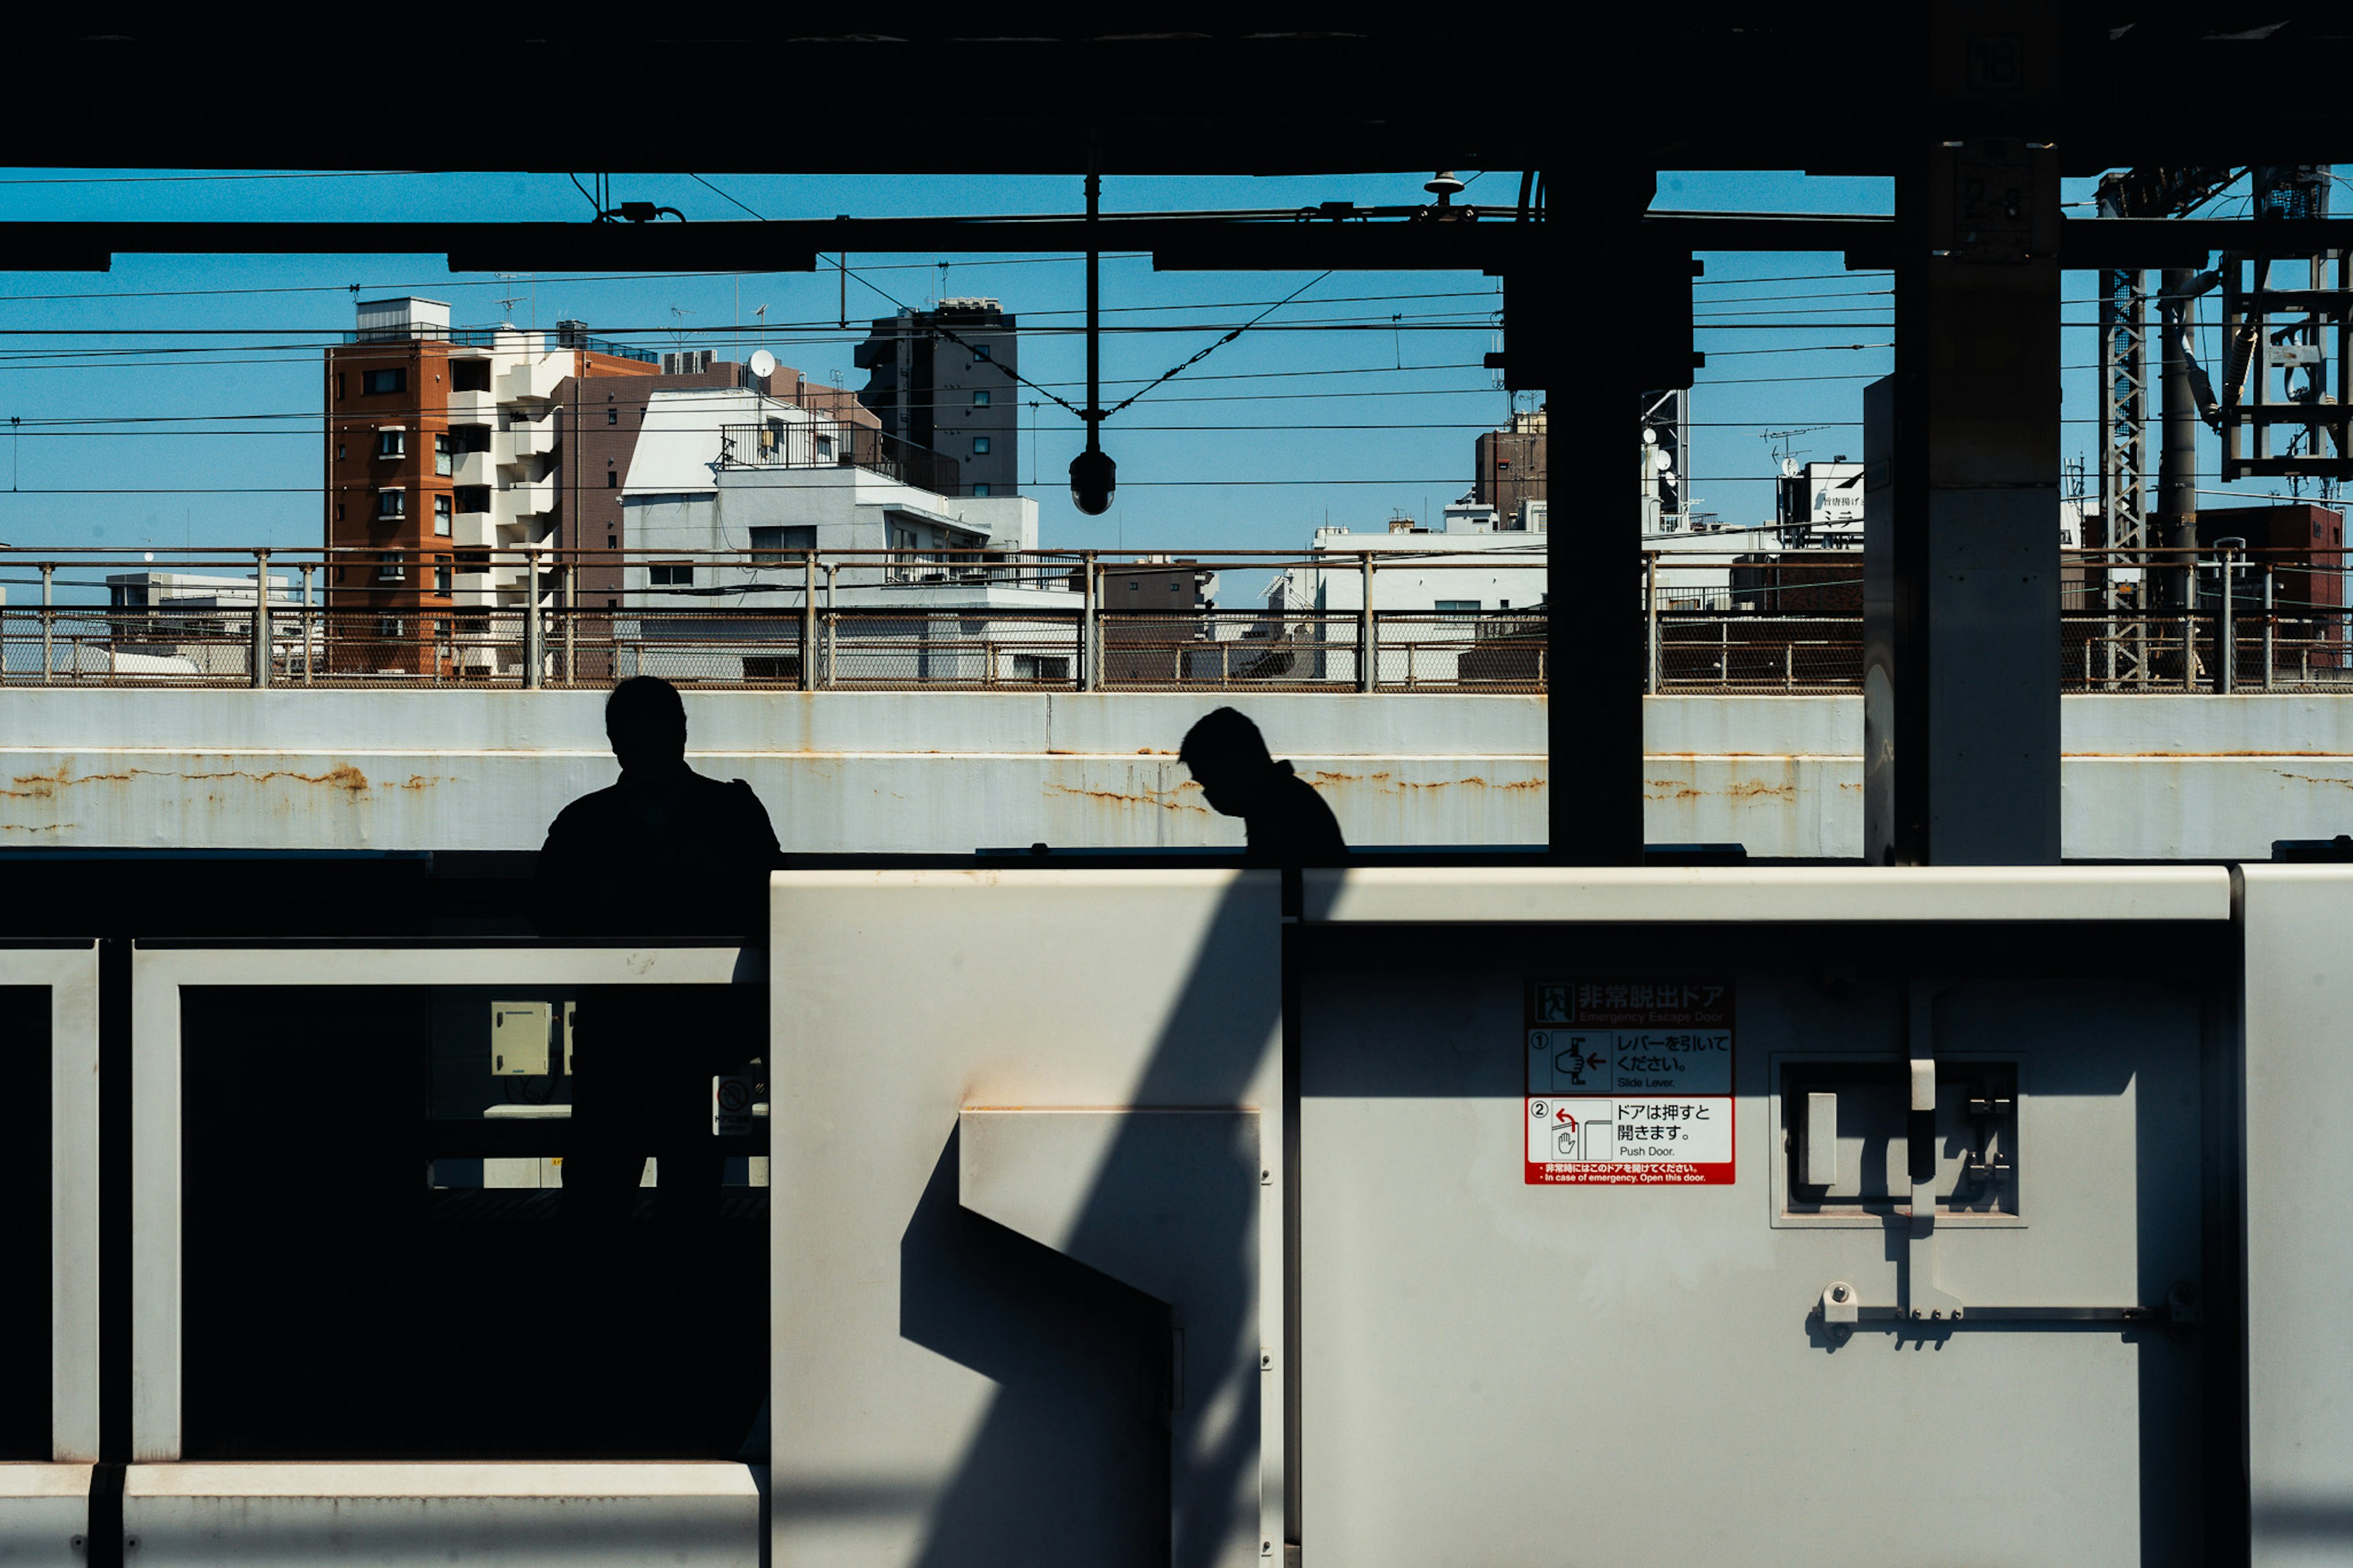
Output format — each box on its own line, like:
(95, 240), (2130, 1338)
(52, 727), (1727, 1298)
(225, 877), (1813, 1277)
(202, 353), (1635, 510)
(1179, 706), (1347, 866)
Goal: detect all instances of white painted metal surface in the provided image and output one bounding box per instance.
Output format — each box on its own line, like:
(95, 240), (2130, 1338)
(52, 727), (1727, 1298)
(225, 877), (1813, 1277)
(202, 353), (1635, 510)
(7, 688), (2353, 857)
(1296, 868), (2213, 1565)
(770, 869), (1281, 1568)
(1309, 863), (2234, 925)
(0, 689), (1542, 854)
(0, 1464), (90, 1567)
(122, 1462), (757, 1567)
(0, 947), (102, 1463)
(2241, 865), (2353, 1567)
(129, 945), (746, 1463)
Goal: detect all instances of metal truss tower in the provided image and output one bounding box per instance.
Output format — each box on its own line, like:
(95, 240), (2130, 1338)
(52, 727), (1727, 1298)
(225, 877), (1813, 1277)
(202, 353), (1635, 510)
(2099, 268), (2150, 686)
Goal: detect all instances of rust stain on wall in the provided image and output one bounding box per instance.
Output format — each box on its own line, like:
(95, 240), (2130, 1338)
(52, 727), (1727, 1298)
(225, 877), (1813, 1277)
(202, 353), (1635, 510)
(1047, 783), (1207, 812)
(5, 764), (131, 799)
(2, 762), (442, 798)
(1644, 775), (1798, 802)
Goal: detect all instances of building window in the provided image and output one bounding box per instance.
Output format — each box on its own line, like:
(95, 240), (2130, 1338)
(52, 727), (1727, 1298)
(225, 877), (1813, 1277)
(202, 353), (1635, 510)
(376, 490), (405, 520)
(454, 486), (489, 513)
(972, 390), (991, 406)
(1436, 599), (1480, 613)
(650, 564), (694, 587)
(749, 526), (816, 557)
(362, 368), (406, 396)
(814, 435), (834, 461)
(972, 345), (991, 362)
(972, 484), (990, 497)
(376, 429), (406, 459)
(377, 616), (403, 638)
(607, 472), (618, 488)
(433, 494), (453, 536)
(434, 433), (453, 476)
(335, 373), (346, 400)
(335, 504), (345, 523)
(450, 360), (491, 393)
(607, 407), (619, 425)
(377, 551), (406, 582)
(336, 443), (346, 461)
(450, 425), (491, 454)
(971, 436), (990, 455)
(435, 560), (453, 595)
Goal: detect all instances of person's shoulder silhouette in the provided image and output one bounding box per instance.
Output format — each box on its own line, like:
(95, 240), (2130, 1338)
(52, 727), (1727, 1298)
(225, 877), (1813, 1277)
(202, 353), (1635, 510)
(534, 676), (781, 939)
(1178, 706), (1346, 867)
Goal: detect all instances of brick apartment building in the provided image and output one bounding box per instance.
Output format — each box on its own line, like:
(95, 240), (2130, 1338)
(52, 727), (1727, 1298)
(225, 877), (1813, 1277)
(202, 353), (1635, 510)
(325, 298), (877, 677)
(1473, 405), (1547, 529)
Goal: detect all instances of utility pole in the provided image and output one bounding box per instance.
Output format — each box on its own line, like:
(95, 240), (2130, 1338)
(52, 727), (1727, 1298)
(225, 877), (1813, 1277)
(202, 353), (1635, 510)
(2159, 267), (2202, 660)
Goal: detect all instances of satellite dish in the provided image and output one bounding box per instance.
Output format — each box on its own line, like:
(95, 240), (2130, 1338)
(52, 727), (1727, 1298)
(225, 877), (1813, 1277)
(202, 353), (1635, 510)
(748, 349), (778, 379)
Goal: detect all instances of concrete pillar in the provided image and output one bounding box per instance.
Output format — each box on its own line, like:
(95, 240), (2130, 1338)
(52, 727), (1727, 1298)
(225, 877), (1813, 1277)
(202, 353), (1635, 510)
(1865, 34), (2062, 865)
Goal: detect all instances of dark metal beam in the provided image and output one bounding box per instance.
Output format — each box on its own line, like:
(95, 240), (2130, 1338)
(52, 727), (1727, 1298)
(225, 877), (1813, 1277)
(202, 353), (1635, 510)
(9, 214), (2353, 278)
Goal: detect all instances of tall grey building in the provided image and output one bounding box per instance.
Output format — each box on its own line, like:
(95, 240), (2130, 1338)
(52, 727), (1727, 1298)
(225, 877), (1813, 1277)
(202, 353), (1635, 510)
(852, 298), (1020, 497)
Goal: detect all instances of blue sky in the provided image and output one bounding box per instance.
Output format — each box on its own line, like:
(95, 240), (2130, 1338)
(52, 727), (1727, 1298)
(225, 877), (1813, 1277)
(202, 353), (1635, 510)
(0, 166), (2315, 578)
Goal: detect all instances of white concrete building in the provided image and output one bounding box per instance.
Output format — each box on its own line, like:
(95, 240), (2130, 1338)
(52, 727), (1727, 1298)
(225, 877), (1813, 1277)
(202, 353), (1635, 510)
(612, 390), (1055, 683)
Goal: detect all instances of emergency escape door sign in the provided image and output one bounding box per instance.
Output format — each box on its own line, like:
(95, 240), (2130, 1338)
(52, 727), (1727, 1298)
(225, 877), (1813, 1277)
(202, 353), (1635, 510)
(1525, 980), (1735, 1185)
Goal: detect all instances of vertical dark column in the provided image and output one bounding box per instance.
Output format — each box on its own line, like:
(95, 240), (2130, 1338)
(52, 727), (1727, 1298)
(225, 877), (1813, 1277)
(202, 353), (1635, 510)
(1545, 180), (1663, 864)
(1866, 11), (2063, 865)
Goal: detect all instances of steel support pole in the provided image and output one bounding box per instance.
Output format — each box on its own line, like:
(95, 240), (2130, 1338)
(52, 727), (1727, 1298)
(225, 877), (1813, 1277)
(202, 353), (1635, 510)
(801, 550), (817, 691)
(300, 563), (315, 684)
(40, 562), (53, 684)
(2264, 567), (2276, 689)
(1078, 552), (1097, 692)
(563, 561), (576, 686)
(522, 552), (543, 690)
(1358, 551), (1376, 693)
(2159, 267), (2202, 662)
(1645, 551), (1659, 694)
(2220, 550), (2236, 694)
(250, 549), (271, 689)
(824, 562), (838, 689)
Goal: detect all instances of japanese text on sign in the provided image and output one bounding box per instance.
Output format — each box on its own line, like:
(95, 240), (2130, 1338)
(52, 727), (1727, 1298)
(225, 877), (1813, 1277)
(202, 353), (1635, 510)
(1525, 979), (1736, 1186)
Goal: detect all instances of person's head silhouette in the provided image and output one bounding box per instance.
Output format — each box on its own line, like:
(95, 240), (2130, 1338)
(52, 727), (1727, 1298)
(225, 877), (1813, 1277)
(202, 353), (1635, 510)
(1178, 706), (1277, 818)
(606, 675), (689, 779)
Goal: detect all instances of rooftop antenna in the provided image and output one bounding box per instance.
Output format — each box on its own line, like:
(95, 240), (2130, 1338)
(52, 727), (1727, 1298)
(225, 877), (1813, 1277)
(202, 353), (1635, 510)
(669, 305), (694, 348)
(495, 272), (528, 327)
(1761, 425), (1828, 472)
(752, 303), (768, 344)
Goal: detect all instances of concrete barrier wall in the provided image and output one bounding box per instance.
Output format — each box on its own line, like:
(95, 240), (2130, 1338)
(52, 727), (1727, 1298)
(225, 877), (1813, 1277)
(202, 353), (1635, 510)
(0, 688), (2347, 858)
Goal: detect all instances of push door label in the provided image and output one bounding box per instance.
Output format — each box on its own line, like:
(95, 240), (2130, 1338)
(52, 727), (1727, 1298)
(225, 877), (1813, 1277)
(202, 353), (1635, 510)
(1526, 980), (1735, 1185)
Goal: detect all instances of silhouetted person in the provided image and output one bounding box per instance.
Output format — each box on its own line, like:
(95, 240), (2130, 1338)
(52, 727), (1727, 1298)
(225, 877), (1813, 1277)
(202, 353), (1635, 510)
(1180, 706), (1347, 866)
(534, 676), (780, 1223)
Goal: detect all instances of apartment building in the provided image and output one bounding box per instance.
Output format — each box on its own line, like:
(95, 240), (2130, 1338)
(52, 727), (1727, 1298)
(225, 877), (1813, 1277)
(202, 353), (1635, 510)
(1473, 404), (1548, 526)
(853, 298), (1020, 496)
(324, 298), (880, 678)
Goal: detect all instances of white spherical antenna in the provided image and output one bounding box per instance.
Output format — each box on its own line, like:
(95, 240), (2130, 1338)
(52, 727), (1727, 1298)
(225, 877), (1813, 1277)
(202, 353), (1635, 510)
(748, 349), (778, 379)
